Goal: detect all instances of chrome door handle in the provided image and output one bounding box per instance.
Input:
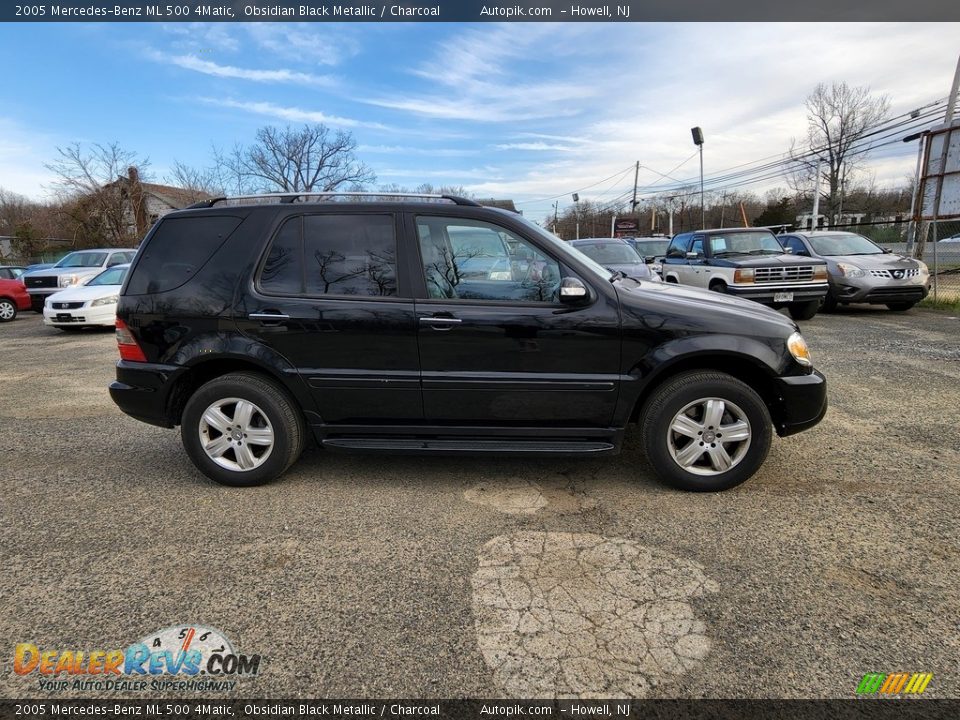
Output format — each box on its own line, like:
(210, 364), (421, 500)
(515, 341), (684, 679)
(419, 316), (462, 324)
(249, 313), (291, 321)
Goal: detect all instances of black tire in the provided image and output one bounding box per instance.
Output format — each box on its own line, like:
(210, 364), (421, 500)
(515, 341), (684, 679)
(665, 276), (679, 284)
(886, 302), (916, 312)
(708, 281), (726, 293)
(788, 299), (820, 321)
(0, 297), (17, 322)
(820, 293), (838, 313)
(181, 372), (305, 487)
(640, 370), (772, 492)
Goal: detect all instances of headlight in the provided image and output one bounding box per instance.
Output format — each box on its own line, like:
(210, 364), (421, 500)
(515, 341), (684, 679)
(836, 262), (866, 279)
(733, 268), (755, 283)
(90, 295), (119, 307)
(59, 274), (79, 287)
(787, 331), (812, 368)
(916, 261), (929, 275)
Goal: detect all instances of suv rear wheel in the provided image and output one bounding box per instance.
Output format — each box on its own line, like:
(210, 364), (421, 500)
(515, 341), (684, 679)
(181, 372), (305, 487)
(640, 371), (772, 491)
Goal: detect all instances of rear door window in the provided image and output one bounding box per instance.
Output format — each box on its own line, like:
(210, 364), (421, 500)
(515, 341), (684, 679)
(258, 214), (398, 298)
(125, 215), (243, 295)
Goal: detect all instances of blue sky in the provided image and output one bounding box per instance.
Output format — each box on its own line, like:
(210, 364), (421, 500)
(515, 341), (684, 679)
(0, 22), (957, 222)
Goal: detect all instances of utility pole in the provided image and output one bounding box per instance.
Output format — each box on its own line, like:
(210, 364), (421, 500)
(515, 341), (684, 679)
(552, 201), (559, 235)
(630, 161), (639, 217)
(667, 197), (675, 237)
(811, 159), (822, 231)
(719, 191), (727, 227)
(945, 52), (960, 125)
(572, 193), (580, 240)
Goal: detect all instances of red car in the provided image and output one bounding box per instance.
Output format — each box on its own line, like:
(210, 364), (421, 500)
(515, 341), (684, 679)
(0, 278), (31, 322)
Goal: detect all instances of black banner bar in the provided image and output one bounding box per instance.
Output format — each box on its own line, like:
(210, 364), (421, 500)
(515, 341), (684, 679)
(2, 0), (959, 22)
(1, 700), (958, 720)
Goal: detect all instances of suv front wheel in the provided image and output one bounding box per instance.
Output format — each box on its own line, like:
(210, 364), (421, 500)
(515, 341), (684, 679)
(640, 371), (772, 491)
(181, 372), (305, 487)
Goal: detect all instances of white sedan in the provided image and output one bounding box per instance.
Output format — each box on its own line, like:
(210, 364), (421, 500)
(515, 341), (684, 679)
(43, 264), (129, 330)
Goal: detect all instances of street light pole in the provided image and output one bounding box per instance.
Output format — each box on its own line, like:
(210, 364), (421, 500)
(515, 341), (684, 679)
(691, 127), (705, 229)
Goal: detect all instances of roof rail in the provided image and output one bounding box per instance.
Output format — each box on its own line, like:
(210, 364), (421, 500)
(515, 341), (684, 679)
(186, 192), (481, 209)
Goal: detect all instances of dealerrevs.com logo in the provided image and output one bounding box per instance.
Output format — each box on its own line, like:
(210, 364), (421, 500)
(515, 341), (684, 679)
(14, 625), (261, 693)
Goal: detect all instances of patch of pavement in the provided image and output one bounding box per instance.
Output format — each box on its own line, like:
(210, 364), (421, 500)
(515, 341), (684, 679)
(463, 480), (598, 515)
(471, 532), (718, 698)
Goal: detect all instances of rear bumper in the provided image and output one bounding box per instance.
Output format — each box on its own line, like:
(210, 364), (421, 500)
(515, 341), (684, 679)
(725, 282), (828, 304)
(109, 360), (185, 428)
(774, 370), (827, 437)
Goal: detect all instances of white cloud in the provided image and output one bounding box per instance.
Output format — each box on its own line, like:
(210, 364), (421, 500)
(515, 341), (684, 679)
(147, 50), (335, 86)
(197, 98), (391, 131)
(245, 24), (360, 66)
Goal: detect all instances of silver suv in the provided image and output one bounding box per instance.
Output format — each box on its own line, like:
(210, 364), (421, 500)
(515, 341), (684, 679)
(778, 231), (930, 312)
(23, 248), (137, 312)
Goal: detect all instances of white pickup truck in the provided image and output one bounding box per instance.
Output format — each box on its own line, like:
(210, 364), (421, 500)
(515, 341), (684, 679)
(23, 248), (137, 312)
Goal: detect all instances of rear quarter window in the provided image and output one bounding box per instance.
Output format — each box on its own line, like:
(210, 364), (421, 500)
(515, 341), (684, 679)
(125, 215), (244, 295)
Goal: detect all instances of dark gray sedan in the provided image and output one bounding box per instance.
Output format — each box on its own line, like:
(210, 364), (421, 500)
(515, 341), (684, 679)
(779, 231), (930, 311)
(569, 238), (659, 281)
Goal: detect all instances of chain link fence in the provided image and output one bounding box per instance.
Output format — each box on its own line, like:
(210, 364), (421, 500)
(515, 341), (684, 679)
(822, 219), (960, 302)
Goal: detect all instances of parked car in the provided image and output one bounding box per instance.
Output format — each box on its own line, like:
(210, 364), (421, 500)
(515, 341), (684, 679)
(0, 278), (31, 322)
(661, 228), (829, 320)
(569, 238), (658, 281)
(110, 193), (826, 492)
(42, 264), (129, 330)
(940, 233), (960, 242)
(23, 248), (137, 312)
(778, 231), (930, 311)
(24, 262), (56, 273)
(622, 237), (670, 276)
(0, 265), (26, 281)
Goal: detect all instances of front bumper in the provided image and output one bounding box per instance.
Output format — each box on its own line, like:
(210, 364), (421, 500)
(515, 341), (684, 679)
(773, 370), (828, 437)
(725, 282), (828, 305)
(831, 277), (930, 305)
(43, 304), (117, 327)
(110, 360), (187, 428)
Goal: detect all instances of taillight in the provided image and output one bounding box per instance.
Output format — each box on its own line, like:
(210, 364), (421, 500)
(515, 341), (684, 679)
(115, 318), (147, 362)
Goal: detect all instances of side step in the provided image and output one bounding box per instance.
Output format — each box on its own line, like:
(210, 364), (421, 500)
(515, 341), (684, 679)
(321, 438), (616, 454)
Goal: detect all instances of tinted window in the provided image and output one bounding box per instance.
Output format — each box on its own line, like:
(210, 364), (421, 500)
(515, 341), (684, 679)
(304, 215), (397, 297)
(259, 217), (303, 295)
(125, 215), (243, 295)
(666, 235), (690, 257)
(416, 217), (561, 303)
(691, 237), (705, 256)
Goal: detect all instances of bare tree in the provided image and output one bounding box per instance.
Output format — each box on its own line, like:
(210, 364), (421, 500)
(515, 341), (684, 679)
(165, 160), (225, 201)
(215, 124), (375, 194)
(789, 82), (890, 223)
(45, 142), (150, 246)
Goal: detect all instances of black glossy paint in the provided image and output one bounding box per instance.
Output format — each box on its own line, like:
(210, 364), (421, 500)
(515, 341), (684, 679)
(111, 202), (827, 447)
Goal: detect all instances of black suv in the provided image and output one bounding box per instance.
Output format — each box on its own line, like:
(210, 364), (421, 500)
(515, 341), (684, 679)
(661, 228), (829, 320)
(110, 194), (827, 492)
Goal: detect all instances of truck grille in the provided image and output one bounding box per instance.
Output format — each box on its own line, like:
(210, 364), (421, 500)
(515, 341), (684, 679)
(25, 276), (58, 289)
(868, 268), (921, 279)
(754, 266), (816, 283)
(52, 301), (84, 310)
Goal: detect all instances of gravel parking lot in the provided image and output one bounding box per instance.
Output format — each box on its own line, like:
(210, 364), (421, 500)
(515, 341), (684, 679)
(1, 307), (958, 700)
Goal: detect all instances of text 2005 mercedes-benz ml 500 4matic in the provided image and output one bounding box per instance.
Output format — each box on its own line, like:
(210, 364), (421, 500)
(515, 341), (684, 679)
(109, 193), (827, 492)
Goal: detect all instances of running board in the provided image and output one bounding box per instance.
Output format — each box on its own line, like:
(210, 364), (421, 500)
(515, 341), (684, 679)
(321, 438), (616, 454)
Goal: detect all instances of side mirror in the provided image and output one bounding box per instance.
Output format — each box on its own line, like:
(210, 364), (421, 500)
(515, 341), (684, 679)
(685, 251), (699, 260)
(881, 247), (892, 254)
(559, 277), (589, 303)
(783, 247), (793, 254)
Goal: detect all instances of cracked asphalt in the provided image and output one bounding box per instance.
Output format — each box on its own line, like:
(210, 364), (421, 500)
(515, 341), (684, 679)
(1, 305), (958, 700)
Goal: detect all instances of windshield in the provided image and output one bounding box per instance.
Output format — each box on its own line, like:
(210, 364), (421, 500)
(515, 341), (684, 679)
(55, 251), (107, 268)
(632, 240), (670, 256)
(807, 233), (882, 256)
(508, 214), (615, 280)
(574, 242), (641, 265)
(708, 231), (784, 255)
(87, 266), (128, 286)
